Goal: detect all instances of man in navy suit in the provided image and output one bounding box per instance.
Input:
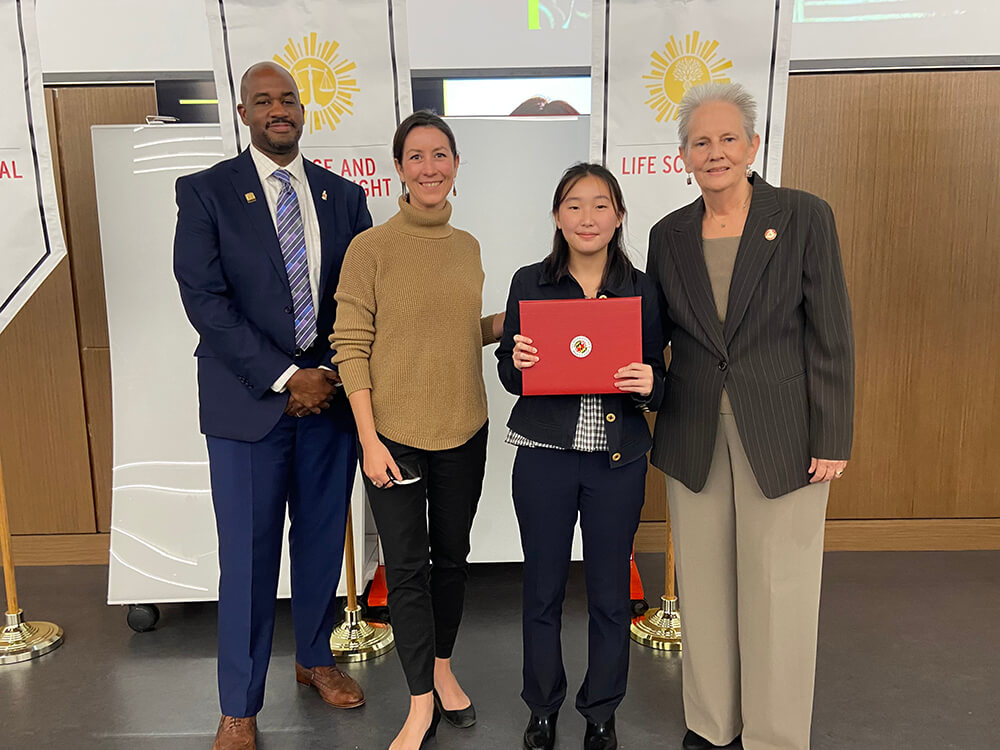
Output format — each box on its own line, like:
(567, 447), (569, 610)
(173, 62), (372, 750)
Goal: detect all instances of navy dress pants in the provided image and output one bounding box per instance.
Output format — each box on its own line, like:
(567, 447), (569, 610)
(206, 408), (356, 718)
(512, 447), (646, 724)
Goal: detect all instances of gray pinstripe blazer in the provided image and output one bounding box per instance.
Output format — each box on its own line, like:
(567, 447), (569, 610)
(645, 175), (854, 499)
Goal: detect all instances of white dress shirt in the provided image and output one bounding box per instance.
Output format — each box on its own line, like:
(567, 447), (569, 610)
(248, 145), (323, 392)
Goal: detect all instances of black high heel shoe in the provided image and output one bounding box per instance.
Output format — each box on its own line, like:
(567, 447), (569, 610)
(433, 689), (477, 728)
(420, 707), (441, 747)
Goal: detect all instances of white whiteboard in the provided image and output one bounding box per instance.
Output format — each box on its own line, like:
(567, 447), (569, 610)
(92, 117), (593, 604)
(448, 116), (591, 562)
(93, 124), (379, 605)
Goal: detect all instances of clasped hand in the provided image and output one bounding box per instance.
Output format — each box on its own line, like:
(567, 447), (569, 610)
(512, 334), (653, 397)
(284, 368), (341, 418)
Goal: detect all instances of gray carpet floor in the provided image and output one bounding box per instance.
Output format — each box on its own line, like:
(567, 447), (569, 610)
(2, 551), (998, 749)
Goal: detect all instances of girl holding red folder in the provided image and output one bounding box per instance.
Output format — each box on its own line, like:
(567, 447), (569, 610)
(496, 163), (666, 750)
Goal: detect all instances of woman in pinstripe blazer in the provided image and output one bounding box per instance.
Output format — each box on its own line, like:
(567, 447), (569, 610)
(645, 84), (854, 750)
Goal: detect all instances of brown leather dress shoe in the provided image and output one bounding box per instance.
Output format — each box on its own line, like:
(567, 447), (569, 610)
(295, 662), (365, 708)
(212, 714), (256, 750)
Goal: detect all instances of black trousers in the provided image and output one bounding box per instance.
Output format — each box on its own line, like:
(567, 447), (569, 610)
(363, 422), (488, 695)
(512, 446), (646, 724)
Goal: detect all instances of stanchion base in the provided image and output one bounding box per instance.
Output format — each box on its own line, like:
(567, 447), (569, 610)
(1, 610), (64, 665)
(630, 595), (682, 651)
(330, 606), (395, 663)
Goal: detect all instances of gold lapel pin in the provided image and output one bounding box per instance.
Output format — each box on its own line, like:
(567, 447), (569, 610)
(764, 228), (777, 241)
(245, 192), (256, 203)
(321, 190), (328, 201)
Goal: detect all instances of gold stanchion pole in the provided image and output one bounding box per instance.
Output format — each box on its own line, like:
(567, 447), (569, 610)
(630, 493), (682, 650)
(329, 505), (394, 662)
(1, 450), (64, 664)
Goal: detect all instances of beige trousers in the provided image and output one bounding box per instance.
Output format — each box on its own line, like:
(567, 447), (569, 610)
(666, 415), (829, 750)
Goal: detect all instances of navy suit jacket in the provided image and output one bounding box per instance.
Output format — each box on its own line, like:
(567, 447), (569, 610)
(173, 149), (372, 442)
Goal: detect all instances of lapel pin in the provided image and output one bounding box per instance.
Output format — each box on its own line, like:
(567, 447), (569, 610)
(764, 228), (777, 241)
(245, 192), (256, 203)
(321, 190), (328, 201)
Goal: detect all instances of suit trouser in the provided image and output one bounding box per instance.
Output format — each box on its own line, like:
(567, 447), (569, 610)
(363, 423), (488, 696)
(512, 446), (646, 724)
(206, 409), (356, 718)
(666, 414), (829, 750)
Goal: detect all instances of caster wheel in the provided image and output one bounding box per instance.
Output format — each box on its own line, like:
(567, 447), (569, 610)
(630, 598), (649, 617)
(126, 603), (160, 633)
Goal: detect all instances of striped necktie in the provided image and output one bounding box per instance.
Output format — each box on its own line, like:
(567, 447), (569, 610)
(272, 168), (316, 352)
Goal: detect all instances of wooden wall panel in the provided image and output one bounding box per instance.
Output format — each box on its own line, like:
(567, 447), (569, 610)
(640, 461), (667, 521)
(641, 412), (666, 521)
(48, 85), (156, 531)
(12, 533), (110, 566)
(782, 71), (1000, 520)
(81, 348), (113, 531)
(635, 519), (1000, 553)
(48, 86), (157, 349)
(44, 88), (67, 241)
(0, 261), (96, 534)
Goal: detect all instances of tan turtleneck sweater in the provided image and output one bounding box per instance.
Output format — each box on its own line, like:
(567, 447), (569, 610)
(331, 196), (499, 451)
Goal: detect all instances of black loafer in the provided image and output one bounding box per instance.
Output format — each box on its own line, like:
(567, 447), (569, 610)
(433, 689), (476, 728)
(682, 729), (739, 749)
(584, 714), (617, 750)
(523, 711), (558, 750)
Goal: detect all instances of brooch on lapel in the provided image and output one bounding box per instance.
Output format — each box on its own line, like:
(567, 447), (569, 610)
(244, 192), (256, 203)
(764, 228), (777, 241)
(321, 190), (328, 201)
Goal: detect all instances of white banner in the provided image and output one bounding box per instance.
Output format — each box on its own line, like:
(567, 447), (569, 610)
(0, 0), (67, 335)
(591, 0), (793, 262)
(205, 0), (412, 223)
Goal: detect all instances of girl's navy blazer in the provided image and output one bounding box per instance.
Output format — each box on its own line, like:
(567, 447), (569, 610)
(496, 261), (667, 468)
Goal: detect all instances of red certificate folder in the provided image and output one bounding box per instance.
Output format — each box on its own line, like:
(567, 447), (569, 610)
(519, 297), (642, 395)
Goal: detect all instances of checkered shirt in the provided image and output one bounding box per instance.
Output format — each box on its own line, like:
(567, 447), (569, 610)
(506, 394), (609, 452)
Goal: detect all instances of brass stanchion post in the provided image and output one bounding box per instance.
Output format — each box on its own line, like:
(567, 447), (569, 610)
(630, 495), (682, 650)
(1, 450), (64, 664)
(329, 505), (394, 661)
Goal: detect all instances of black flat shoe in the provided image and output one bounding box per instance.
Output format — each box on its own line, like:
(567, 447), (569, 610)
(420, 708), (441, 747)
(584, 714), (617, 750)
(523, 711), (558, 750)
(682, 729), (740, 749)
(433, 689), (476, 728)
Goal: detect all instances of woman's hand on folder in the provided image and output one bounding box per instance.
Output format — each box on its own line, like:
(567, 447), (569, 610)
(613, 362), (653, 397)
(513, 335), (539, 371)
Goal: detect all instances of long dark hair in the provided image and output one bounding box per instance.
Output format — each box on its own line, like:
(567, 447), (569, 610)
(542, 163), (635, 290)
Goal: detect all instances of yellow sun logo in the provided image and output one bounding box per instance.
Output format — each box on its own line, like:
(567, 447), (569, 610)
(274, 32), (359, 134)
(643, 31), (733, 123)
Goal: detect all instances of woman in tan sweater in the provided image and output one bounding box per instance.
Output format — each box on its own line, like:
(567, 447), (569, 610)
(330, 111), (503, 750)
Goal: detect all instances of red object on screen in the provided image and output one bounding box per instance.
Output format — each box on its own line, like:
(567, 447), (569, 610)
(519, 297), (642, 396)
